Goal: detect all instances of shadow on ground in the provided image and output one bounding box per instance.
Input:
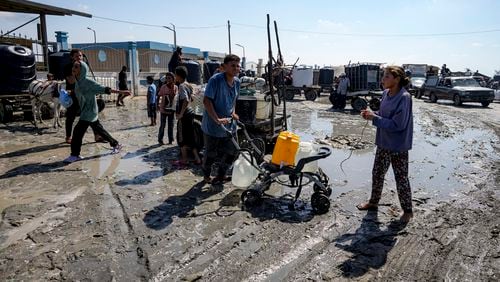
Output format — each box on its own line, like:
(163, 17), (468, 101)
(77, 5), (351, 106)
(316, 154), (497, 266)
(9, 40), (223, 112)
(335, 210), (408, 278)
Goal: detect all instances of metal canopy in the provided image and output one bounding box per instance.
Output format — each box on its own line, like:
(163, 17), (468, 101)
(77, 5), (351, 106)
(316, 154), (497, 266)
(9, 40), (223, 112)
(0, 0), (92, 18)
(0, 0), (92, 70)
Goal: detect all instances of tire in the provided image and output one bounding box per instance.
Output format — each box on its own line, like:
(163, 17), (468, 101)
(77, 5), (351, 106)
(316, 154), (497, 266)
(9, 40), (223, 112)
(305, 89), (317, 101)
(241, 189), (262, 207)
(0, 101), (14, 123)
(415, 90), (422, 99)
(328, 93), (336, 106)
(351, 97), (368, 111)
(481, 101), (490, 107)
(430, 93), (438, 103)
(284, 89), (295, 101)
(369, 97), (381, 111)
(453, 94), (462, 106)
(311, 192), (330, 214)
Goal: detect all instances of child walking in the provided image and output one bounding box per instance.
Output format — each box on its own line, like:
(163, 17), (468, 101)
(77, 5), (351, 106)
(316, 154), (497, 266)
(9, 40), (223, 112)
(63, 61), (124, 163)
(146, 76), (157, 126)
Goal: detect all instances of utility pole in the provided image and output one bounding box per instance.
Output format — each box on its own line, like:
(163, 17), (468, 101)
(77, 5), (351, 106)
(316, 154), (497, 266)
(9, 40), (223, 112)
(227, 20), (231, 54)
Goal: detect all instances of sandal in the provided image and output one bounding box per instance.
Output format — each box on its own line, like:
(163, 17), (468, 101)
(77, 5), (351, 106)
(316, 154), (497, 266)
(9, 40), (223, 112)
(171, 160), (188, 168)
(356, 202), (378, 211)
(212, 175), (231, 185)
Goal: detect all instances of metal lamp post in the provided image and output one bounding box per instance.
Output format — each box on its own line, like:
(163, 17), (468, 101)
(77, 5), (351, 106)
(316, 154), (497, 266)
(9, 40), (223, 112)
(235, 43), (246, 69)
(87, 27), (96, 44)
(163, 23), (176, 48)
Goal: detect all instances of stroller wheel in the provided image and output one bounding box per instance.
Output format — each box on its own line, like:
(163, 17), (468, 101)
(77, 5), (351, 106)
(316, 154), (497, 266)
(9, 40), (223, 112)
(311, 192), (330, 214)
(241, 189), (262, 207)
(313, 184), (332, 197)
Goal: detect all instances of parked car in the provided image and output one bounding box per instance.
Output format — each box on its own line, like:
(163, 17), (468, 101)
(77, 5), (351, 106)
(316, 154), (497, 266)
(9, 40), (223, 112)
(409, 75), (426, 96)
(416, 76), (494, 107)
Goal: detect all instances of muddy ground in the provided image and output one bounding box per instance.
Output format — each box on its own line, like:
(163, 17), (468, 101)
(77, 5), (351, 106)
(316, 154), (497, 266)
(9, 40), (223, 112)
(0, 94), (499, 281)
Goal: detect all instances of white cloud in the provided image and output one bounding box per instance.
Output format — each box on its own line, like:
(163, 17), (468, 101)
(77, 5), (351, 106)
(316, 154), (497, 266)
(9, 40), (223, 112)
(297, 34), (309, 40)
(471, 42), (483, 47)
(316, 19), (349, 33)
(450, 53), (469, 58)
(77, 4), (89, 11)
(0, 12), (17, 18)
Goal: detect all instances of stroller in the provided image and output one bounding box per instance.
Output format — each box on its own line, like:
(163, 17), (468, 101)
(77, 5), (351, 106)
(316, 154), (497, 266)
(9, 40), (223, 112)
(223, 120), (333, 215)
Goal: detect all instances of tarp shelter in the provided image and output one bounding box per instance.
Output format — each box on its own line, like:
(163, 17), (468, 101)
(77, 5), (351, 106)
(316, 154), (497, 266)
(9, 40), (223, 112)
(0, 0), (92, 69)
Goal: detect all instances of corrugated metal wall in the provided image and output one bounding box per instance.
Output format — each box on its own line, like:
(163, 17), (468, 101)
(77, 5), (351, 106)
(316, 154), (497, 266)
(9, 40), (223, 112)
(82, 49), (127, 72)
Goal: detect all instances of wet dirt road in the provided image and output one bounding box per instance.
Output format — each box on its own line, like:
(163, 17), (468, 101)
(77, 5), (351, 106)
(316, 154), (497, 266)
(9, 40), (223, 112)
(0, 95), (499, 281)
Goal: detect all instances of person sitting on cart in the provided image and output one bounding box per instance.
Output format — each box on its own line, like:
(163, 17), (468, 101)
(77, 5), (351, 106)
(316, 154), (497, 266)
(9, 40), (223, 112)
(201, 54), (241, 185)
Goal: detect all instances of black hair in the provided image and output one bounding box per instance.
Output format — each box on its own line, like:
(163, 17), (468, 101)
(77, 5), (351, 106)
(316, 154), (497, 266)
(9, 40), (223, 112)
(146, 76), (154, 83)
(175, 66), (188, 80)
(121, 66), (127, 71)
(223, 54), (240, 65)
(69, 48), (81, 56)
(385, 66), (410, 88)
(165, 72), (175, 79)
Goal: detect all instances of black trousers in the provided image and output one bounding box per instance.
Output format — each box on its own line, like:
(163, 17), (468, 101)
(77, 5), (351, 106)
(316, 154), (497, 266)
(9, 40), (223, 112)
(158, 112), (174, 143)
(65, 95), (98, 138)
(71, 119), (118, 156)
(202, 133), (238, 178)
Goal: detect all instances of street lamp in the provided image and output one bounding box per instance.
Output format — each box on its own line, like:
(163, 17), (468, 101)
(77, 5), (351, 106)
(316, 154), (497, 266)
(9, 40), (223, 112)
(235, 43), (246, 69)
(87, 27), (96, 44)
(163, 23), (176, 49)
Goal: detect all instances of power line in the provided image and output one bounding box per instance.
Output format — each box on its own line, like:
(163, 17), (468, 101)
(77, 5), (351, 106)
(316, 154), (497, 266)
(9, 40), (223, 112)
(232, 22), (500, 37)
(93, 15), (224, 29)
(91, 16), (500, 37)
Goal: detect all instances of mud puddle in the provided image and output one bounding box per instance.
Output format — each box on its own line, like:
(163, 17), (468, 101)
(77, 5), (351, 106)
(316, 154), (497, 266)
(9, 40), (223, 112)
(287, 103), (497, 203)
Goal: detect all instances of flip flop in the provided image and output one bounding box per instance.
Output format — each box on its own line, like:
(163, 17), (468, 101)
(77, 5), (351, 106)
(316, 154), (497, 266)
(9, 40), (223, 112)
(171, 160), (188, 168)
(356, 203), (378, 211)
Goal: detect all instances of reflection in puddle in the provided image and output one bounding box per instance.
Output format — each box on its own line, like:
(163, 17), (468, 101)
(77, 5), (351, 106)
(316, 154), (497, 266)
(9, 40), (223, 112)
(287, 107), (497, 202)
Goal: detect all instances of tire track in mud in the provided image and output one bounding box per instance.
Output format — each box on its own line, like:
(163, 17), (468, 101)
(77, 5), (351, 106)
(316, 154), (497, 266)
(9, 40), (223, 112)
(86, 155), (153, 281)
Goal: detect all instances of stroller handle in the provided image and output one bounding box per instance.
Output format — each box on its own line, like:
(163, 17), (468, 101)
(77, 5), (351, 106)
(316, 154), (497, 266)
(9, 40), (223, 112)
(293, 146), (331, 173)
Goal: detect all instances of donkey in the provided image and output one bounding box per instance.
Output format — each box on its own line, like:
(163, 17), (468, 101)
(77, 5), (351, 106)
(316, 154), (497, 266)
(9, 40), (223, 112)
(28, 79), (63, 129)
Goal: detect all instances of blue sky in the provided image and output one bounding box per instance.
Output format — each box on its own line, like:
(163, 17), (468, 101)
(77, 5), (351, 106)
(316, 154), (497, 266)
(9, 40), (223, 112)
(2, 0), (500, 75)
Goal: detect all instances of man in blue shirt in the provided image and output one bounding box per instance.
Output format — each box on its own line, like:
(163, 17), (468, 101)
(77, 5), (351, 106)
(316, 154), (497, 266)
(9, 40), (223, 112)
(146, 76), (157, 126)
(201, 54), (241, 184)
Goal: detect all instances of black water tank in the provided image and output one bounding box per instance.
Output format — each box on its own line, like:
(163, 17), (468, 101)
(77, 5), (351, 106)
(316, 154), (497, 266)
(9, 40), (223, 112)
(319, 68), (334, 85)
(48, 50), (71, 80)
(182, 60), (201, 85)
(0, 44), (36, 94)
(203, 61), (221, 82)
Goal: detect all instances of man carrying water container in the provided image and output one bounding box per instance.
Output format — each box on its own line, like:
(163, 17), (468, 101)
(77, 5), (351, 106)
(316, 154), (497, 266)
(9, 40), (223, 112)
(201, 54), (241, 185)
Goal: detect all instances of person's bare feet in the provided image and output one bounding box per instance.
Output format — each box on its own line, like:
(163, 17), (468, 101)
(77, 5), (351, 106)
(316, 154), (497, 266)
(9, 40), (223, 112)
(356, 202), (378, 211)
(400, 212), (413, 223)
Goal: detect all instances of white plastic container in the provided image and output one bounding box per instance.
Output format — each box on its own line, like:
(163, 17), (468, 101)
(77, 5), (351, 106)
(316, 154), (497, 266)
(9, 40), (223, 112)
(231, 152), (259, 187)
(255, 94), (270, 120)
(295, 142), (318, 172)
(292, 66), (314, 87)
